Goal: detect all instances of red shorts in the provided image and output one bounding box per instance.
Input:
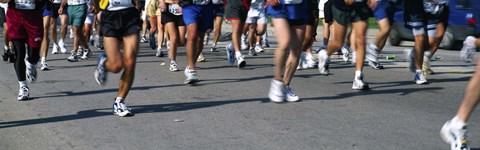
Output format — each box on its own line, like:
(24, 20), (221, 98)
(7, 8), (43, 48)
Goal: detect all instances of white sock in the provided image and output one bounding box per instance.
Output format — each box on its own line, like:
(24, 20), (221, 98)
(306, 52), (313, 59)
(452, 116), (467, 129)
(19, 81), (27, 88)
(416, 70), (422, 74)
(170, 60), (176, 64)
(41, 57), (46, 63)
(115, 97), (124, 103)
(355, 71), (362, 78)
(424, 50), (432, 58)
(235, 51), (242, 57)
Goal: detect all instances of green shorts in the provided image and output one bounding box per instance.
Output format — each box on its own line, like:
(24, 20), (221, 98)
(331, 4), (369, 26)
(67, 4), (87, 27)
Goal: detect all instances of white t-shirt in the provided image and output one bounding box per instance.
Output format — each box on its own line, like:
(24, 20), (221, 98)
(68, 0), (87, 5)
(248, 0), (264, 17)
(107, 0), (134, 10)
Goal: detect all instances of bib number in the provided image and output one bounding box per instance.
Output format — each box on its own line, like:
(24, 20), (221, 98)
(168, 4), (182, 15)
(68, 0), (86, 5)
(284, 0), (302, 4)
(111, 0), (132, 7)
(15, 0), (35, 10)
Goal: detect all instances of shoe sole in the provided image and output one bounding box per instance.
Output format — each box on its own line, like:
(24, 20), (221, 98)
(184, 79), (198, 85)
(269, 94), (285, 103)
(238, 61), (246, 68)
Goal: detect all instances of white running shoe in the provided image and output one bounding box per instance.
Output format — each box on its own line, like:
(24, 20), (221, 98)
(58, 39), (68, 53)
(184, 67), (199, 84)
(441, 120), (471, 150)
(297, 52), (307, 70)
(268, 79), (285, 103)
(17, 86), (29, 101)
(25, 61), (37, 82)
(341, 45), (351, 62)
(52, 43), (59, 54)
(352, 75), (369, 90)
(285, 86), (300, 102)
(67, 54), (78, 62)
(248, 47), (257, 56)
(197, 53), (206, 62)
(169, 61), (179, 72)
(76, 47), (84, 56)
(366, 43), (379, 63)
(156, 47), (165, 57)
(211, 44), (218, 52)
(41, 61), (49, 71)
(94, 53), (108, 86)
(254, 44), (264, 53)
(414, 71), (428, 85)
(69, 28), (74, 38)
(404, 48), (415, 72)
(305, 53), (318, 69)
(113, 98), (133, 117)
(80, 49), (91, 60)
(317, 50), (330, 75)
(236, 54), (246, 68)
(460, 36), (476, 63)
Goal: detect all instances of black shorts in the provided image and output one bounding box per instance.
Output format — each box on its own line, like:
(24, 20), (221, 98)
(225, 0), (250, 21)
(51, 4), (67, 18)
(437, 4), (449, 26)
(323, 0), (333, 23)
(0, 7), (5, 24)
(161, 11), (185, 26)
(306, 0), (319, 25)
(138, 0), (146, 11)
(403, 0), (436, 29)
(212, 4), (224, 17)
(100, 8), (141, 38)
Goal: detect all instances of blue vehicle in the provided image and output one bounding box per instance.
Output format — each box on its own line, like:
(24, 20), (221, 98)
(389, 0), (480, 49)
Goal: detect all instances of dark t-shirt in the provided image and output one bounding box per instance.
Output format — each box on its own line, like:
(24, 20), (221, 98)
(333, 0), (367, 11)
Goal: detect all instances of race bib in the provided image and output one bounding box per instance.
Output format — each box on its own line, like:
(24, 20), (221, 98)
(53, 0), (62, 4)
(111, 0), (133, 7)
(168, 3), (182, 15)
(15, 0), (35, 10)
(192, 0), (210, 5)
(211, 0), (222, 4)
(284, 0), (302, 4)
(68, 0), (86, 5)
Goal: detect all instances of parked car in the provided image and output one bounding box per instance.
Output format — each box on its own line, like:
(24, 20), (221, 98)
(389, 0), (480, 49)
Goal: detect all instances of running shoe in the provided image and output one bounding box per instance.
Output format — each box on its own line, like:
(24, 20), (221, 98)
(184, 67), (199, 84)
(352, 75), (369, 90)
(404, 48), (415, 72)
(67, 54), (78, 62)
(211, 44), (218, 52)
(441, 120), (471, 150)
(366, 43), (379, 64)
(317, 50), (330, 75)
(254, 44), (264, 53)
(141, 36), (148, 43)
(248, 47), (257, 56)
(236, 54), (246, 68)
(170, 61), (179, 72)
(226, 44), (235, 64)
(113, 98), (133, 117)
(262, 40), (270, 48)
(17, 86), (29, 101)
(268, 79), (285, 103)
(368, 61), (384, 70)
(305, 53), (318, 69)
(149, 35), (157, 49)
(41, 61), (49, 71)
(197, 53), (206, 62)
(156, 47), (165, 57)
(25, 62), (37, 82)
(460, 36), (476, 63)
(2, 48), (8, 61)
(423, 52), (434, 75)
(285, 86), (300, 102)
(94, 53), (108, 86)
(52, 43), (59, 54)
(77, 47), (84, 56)
(81, 49), (91, 60)
(69, 28), (74, 38)
(414, 71), (428, 85)
(58, 39), (68, 53)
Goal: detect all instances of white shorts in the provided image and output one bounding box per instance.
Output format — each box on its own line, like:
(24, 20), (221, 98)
(246, 14), (267, 24)
(84, 12), (94, 24)
(318, 0), (328, 19)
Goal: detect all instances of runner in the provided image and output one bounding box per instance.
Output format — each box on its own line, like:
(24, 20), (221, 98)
(60, 0), (92, 62)
(40, 1), (53, 70)
(159, 0), (185, 72)
(266, 0), (307, 102)
(317, 0), (331, 51)
(3, 0), (44, 100)
(93, 0), (141, 117)
(440, 36), (480, 150)
(245, 0), (267, 56)
(317, 0), (376, 90)
(403, 0), (435, 85)
(146, 0), (165, 57)
(181, 0), (213, 84)
(82, 3), (95, 60)
(0, 3), (13, 63)
(365, 0), (400, 70)
(51, 0), (69, 54)
(224, 0), (249, 68)
(422, 0), (449, 75)
(204, 0), (224, 52)
(297, 0), (319, 70)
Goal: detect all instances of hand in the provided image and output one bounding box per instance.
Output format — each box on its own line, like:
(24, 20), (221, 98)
(58, 7), (63, 14)
(159, 2), (166, 12)
(344, 0), (354, 5)
(176, 6), (182, 13)
(89, 5), (95, 13)
(367, 0), (377, 9)
(266, 0), (279, 7)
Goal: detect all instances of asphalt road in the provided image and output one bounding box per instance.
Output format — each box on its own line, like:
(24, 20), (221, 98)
(0, 25), (479, 150)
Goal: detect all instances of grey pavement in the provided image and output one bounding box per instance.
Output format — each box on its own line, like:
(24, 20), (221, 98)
(0, 24), (479, 150)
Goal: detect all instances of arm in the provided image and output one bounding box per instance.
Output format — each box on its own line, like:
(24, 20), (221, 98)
(159, 0), (166, 12)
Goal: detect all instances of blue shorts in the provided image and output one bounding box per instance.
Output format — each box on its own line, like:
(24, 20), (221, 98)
(213, 4), (224, 17)
(373, 0), (397, 24)
(182, 4), (214, 32)
(266, 0), (308, 26)
(43, 7), (52, 17)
